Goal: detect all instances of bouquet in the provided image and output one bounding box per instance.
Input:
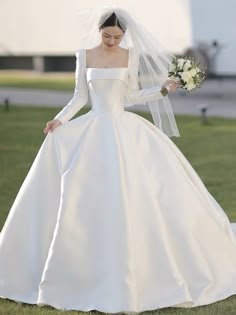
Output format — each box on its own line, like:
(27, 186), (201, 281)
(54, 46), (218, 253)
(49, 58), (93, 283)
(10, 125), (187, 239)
(161, 56), (206, 96)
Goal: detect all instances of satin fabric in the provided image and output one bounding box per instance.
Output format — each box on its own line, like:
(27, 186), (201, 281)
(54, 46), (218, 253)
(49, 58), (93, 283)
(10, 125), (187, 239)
(1, 68), (236, 313)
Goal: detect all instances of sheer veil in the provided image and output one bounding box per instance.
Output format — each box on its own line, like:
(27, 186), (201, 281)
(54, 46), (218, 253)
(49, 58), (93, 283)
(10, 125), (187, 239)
(76, 5), (180, 137)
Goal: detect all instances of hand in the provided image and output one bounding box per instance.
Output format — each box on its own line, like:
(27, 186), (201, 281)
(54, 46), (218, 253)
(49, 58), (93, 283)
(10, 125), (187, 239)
(162, 79), (180, 93)
(44, 119), (62, 135)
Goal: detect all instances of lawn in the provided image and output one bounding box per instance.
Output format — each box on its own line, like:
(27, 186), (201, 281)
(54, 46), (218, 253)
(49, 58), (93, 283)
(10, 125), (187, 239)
(0, 104), (236, 314)
(0, 71), (74, 90)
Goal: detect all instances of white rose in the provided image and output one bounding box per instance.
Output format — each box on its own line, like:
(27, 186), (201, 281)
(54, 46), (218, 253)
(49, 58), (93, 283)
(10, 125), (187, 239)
(180, 71), (192, 83)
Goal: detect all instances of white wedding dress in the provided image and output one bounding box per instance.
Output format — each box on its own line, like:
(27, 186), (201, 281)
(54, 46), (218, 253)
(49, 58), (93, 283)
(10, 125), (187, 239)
(1, 48), (236, 313)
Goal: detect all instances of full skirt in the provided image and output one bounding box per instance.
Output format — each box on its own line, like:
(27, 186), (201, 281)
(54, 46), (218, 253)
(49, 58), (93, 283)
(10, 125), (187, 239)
(1, 109), (236, 313)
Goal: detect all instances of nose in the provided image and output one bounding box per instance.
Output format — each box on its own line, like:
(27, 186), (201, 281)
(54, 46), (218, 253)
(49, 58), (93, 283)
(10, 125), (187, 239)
(108, 37), (115, 44)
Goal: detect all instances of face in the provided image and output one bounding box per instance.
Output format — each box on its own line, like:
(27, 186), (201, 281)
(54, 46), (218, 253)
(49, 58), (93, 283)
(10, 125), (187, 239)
(100, 26), (124, 49)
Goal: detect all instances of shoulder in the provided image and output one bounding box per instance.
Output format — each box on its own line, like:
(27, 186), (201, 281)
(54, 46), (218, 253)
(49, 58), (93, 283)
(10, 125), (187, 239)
(75, 48), (86, 58)
(118, 47), (129, 56)
(74, 48), (87, 68)
(83, 46), (100, 63)
(86, 46), (100, 54)
(122, 47), (129, 53)
(119, 47), (128, 52)
(85, 47), (95, 59)
(73, 49), (87, 72)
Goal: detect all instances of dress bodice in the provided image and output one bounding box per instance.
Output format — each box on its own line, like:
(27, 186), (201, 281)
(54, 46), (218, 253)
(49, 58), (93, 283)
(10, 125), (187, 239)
(53, 48), (164, 125)
(86, 68), (129, 115)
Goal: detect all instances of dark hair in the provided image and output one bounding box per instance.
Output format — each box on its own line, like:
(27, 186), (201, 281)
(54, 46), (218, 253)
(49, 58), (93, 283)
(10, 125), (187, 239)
(98, 12), (126, 32)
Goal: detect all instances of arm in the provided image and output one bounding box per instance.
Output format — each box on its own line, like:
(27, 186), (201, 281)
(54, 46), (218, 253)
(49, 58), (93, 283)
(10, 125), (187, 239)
(124, 78), (179, 107)
(125, 84), (164, 106)
(53, 48), (88, 124)
(124, 53), (165, 107)
(124, 48), (177, 107)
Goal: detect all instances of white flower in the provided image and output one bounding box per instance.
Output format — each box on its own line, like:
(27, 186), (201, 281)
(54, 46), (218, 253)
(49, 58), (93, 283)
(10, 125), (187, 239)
(169, 63), (176, 72)
(183, 60), (192, 71)
(195, 66), (201, 73)
(180, 71), (193, 83)
(186, 79), (196, 91)
(177, 58), (185, 69)
(169, 56), (205, 91)
(190, 68), (197, 76)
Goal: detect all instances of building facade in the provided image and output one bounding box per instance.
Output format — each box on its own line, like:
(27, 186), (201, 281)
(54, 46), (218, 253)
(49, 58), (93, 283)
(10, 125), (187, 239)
(0, 0), (235, 75)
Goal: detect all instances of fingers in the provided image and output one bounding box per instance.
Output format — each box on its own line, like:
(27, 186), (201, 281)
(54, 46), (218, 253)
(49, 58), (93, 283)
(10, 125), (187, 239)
(167, 79), (177, 84)
(168, 80), (178, 86)
(165, 79), (178, 87)
(43, 127), (50, 135)
(43, 121), (53, 135)
(170, 86), (178, 92)
(43, 120), (62, 134)
(167, 79), (179, 92)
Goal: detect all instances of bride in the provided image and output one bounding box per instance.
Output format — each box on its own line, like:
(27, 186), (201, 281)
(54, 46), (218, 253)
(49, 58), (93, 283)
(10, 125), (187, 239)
(1, 6), (236, 314)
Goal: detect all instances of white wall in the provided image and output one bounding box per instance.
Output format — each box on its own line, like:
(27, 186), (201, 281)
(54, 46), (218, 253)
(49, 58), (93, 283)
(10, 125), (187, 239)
(0, 0), (192, 55)
(1, 0), (235, 74)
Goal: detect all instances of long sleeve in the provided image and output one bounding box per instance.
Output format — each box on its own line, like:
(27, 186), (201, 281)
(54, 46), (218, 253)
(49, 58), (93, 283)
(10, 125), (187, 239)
(124, 49), (165, 107)
(125, 84), (164, 107)
(53, 48), (88, 124)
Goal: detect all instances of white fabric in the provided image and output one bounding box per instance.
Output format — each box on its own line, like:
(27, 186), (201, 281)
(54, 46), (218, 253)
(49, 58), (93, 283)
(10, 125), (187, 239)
(77, 6), (181, 137)
(1, 53), (236, 313)
(53, 49), (164, 125)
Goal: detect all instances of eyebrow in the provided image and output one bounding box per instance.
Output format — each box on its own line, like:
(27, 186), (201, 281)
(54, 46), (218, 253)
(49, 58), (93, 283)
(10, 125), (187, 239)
(104, 32), (122, 37)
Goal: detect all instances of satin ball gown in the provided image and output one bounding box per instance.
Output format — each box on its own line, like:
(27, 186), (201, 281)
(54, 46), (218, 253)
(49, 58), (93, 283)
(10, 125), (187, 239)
(1, 48), (236, 314)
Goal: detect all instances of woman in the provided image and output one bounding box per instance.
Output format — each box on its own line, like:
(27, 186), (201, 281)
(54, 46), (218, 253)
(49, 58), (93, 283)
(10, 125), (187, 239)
(44, 13), (178, 134)
(1, 7), (236, 314)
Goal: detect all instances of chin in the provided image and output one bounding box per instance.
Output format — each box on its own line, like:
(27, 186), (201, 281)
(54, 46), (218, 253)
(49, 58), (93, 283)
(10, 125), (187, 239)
(105, 43), (116, 48)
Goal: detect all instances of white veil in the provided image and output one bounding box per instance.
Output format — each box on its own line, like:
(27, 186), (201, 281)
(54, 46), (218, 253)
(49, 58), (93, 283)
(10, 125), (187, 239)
(77, 5), (180, 137)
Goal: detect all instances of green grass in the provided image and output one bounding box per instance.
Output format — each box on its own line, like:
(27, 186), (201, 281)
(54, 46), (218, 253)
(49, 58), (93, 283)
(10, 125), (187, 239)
(0, 105), (236, 314)
(1, 296), (236, 315)
(0, 72), (74, 90)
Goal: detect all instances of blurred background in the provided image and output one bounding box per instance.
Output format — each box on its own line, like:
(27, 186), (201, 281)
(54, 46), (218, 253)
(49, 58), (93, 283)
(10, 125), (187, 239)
(0, 0), (235, 76)
(0, 0), (236, 116)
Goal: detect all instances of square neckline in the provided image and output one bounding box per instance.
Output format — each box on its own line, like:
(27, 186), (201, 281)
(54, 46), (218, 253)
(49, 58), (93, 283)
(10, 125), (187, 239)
(85, 48), (130, 70)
